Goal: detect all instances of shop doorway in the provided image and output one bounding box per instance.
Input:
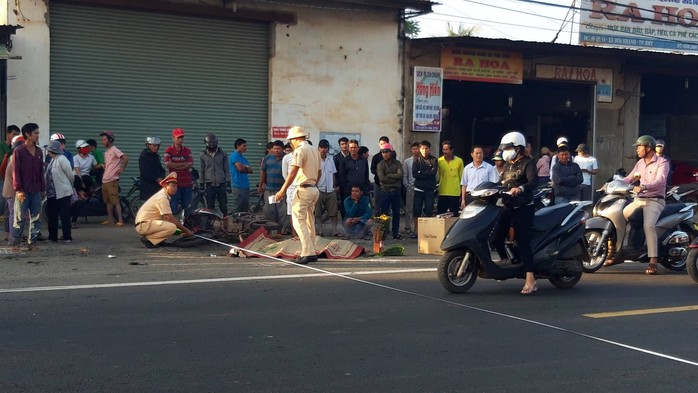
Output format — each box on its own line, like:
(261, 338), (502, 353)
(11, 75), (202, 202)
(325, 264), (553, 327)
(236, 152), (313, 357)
(440, 79), (594, 159)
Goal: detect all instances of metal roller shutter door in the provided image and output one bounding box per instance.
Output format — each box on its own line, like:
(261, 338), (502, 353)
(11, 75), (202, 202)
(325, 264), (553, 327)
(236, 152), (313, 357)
(50, 2), (269, 191)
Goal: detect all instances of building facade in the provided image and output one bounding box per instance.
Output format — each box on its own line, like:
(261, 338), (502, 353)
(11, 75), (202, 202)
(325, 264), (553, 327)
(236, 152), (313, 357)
(404, 37), (698, 187)
(3, 0), (431, 185)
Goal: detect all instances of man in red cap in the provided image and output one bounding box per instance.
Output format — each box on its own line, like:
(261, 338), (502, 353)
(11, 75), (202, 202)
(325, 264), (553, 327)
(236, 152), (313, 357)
(134, 172), (193, 248)
(165, 128), (194, 218)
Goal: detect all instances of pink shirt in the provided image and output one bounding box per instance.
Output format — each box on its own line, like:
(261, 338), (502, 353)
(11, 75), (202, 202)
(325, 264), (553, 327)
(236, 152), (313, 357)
(623, 154), (668, 198)
(536, 155), (550, 177)
(102, 145), (124, 184)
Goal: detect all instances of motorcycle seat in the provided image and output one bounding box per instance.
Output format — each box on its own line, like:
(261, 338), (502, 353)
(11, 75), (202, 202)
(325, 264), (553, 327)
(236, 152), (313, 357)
(660, 203), (686, 218)
(532, 204), (575, 231)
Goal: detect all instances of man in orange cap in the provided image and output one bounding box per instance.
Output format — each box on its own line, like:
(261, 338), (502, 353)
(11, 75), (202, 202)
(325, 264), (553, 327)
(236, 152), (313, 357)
(134, 172), (193, 248)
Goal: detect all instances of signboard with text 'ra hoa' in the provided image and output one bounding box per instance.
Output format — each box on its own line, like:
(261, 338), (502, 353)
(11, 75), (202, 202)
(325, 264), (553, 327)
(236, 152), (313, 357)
(579, 0), (698, 53)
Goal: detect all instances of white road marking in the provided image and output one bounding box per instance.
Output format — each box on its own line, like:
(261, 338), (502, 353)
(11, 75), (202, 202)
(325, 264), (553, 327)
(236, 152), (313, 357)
(0, 268), (436, 293)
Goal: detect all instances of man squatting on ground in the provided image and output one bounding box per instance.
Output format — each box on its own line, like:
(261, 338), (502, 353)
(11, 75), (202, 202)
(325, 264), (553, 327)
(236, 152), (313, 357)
(135, 172), (193, 248)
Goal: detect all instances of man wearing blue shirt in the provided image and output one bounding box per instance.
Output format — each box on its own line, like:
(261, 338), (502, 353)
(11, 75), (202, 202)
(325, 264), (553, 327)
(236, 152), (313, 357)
(229, 138), (253, 214)
(343, 184), (373, 238)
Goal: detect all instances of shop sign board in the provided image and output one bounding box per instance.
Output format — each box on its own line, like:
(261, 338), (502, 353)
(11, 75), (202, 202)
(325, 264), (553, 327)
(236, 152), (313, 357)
(412, 66), (443, 132)
(579, 0), (698, 53)
(440, 48), (523, 84)
(535, 64), (614, 103)
(272, 126), (291, 139)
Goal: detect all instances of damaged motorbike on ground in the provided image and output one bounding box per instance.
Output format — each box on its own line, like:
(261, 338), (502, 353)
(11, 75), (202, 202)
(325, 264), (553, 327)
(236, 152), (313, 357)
(171, 208), (280, 247)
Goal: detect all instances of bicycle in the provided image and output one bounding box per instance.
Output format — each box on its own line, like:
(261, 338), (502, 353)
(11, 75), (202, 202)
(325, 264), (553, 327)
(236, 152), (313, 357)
(126, 177), (144, 215)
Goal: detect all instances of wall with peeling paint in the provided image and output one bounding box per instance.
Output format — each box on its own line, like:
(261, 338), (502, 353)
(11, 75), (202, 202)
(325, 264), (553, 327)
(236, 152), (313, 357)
(6, 0), (50, 145)
(270, 7), (403, 159)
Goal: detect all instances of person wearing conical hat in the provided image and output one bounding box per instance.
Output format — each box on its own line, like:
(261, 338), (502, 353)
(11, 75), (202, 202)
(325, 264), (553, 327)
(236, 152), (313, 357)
(275, 126), (321, 264)
(134, 172), (193, 248)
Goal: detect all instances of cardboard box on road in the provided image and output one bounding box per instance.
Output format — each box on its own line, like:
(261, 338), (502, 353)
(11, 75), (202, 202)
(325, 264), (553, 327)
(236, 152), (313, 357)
(418, 217), (458, 255)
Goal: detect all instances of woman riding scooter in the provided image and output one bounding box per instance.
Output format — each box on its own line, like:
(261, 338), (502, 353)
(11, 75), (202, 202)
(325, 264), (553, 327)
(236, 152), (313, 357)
(491, 131), (538, 295)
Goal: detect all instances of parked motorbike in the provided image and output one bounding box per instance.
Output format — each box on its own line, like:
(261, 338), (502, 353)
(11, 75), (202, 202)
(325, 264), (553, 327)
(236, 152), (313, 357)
(41, 182), (132, 224)
(437, 182), (591, 293)
(687, 237), (698, 283)
(533, 182), (554, 210)
(583, 179), (695, 273)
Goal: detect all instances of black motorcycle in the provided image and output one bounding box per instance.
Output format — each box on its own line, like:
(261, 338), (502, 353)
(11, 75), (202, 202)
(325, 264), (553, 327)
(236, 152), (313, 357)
(437, 182), (591, 293)
(41, 181), (132, 224)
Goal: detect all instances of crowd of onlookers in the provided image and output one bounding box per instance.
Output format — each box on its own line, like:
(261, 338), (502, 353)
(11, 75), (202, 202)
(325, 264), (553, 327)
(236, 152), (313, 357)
(0, 123), (127, 250)
(4, 122), (644, 250)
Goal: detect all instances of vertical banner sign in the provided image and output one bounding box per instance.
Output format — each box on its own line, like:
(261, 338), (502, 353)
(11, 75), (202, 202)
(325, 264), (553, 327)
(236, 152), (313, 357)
(579, 0), (698, 53)
(412, 67), (443, 132)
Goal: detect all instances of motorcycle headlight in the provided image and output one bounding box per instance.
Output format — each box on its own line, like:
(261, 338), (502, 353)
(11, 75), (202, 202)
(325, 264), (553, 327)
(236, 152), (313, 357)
(460, 204), (486, 219)
(471, 189), (498, 198)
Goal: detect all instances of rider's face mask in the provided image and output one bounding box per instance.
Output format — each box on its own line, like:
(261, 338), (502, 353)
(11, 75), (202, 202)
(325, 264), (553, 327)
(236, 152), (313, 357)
(502, 148), (518, 162)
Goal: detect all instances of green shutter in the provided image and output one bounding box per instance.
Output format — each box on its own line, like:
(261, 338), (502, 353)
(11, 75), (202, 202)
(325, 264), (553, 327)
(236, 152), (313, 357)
(50, 2), (269, 191)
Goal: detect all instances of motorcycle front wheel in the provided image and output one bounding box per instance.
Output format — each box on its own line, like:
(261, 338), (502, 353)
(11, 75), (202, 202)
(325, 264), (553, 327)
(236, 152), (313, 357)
(687, 248), (698, 284)
(583, 230), (607, 273)
(437, 249), (478, 293)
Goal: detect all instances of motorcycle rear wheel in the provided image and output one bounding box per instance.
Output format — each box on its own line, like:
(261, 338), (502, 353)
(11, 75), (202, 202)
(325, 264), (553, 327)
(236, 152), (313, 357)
(548, 272), (582, 289)
(660, 256), (687, 271)
(438, 249), (478, 293)
(583, 230), (607, 273)
(687, 248), (698, 284)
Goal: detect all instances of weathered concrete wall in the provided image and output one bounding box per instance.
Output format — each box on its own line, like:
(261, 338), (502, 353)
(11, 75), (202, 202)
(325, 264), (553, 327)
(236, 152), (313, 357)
(6, 0), (50, 145)
(270, 7), (403, 158)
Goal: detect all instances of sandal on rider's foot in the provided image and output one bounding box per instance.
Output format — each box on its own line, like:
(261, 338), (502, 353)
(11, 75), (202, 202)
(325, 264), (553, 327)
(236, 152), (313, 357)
(520, 283), (538, 295)
(645, 263), (659, 275)
(604, 259), (623, 267)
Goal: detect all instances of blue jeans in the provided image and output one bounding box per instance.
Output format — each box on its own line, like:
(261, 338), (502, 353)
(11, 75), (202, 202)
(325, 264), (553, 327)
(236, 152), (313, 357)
(230, 187), (250, 214)
(170, 186), (193, 217)
(380, 190), (401, 237)
(12, 192), (42, 245)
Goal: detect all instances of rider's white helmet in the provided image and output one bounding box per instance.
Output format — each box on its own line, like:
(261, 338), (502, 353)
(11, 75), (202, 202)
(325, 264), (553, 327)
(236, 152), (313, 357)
(499, 131), (526, 150)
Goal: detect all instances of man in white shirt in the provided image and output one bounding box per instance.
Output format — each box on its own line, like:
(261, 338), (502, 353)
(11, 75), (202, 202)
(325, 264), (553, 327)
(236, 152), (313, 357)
(460, 146), (499, 208)
(573, 144), (598, 201)
(402, 142), (420, 237)
(315, 139), (339, 236)
(550, 136), (568, 172)
(281, 143), (296, 237)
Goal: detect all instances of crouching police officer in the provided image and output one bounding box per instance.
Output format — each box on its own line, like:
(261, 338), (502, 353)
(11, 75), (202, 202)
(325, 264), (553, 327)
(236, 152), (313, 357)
(134, 172), (193, 248)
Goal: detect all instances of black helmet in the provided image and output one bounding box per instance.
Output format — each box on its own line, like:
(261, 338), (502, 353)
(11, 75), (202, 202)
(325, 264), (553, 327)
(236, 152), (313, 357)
(204, 134), (218, 149)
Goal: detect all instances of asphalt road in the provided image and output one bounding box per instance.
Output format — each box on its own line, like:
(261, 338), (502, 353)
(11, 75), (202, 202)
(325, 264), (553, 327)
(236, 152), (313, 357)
(2, 240), (698, 393)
